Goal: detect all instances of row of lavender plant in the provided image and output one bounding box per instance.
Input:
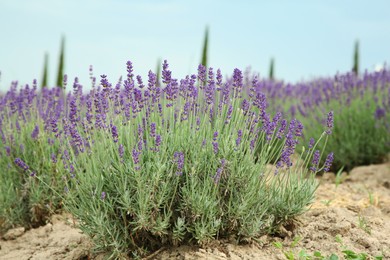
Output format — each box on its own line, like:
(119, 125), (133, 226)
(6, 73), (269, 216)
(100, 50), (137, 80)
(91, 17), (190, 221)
(0, 61), (333, 258)
(250, 69), (390, 171)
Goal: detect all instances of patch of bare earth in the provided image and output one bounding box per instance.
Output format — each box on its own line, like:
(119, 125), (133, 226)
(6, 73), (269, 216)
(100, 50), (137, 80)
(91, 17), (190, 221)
(1, 162), (389, 259)
(0, 214), (91, 260)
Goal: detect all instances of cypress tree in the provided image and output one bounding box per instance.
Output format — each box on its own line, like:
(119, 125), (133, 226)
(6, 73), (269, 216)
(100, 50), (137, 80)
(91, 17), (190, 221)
(56, 36), (65, 88)
(201, 26), (209, 68)
(41, 52), (49, 88)
(352, 40), (359, 75)
(156, 58), (161, 87)
(269, 57), (275, 80)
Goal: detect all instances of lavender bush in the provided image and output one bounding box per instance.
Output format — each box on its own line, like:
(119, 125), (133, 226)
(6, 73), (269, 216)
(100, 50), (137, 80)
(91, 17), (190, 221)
(0, 81), (66, 231)
(249, 69), (390, 171)
(58, 62), (333, 258)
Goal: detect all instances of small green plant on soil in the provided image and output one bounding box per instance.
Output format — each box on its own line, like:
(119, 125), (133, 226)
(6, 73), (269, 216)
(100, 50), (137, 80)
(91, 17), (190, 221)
(334, 166), (346, 188)
(321, 199), (332, 206)
(273, 234), (383, 260)
(273, 238), (339, 260)
(358, 215), (372, 235)
(334, 235), (383, 260)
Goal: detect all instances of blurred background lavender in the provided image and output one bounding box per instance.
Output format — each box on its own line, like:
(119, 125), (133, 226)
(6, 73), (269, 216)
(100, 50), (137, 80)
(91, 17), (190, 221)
(0, 0), (389, 90)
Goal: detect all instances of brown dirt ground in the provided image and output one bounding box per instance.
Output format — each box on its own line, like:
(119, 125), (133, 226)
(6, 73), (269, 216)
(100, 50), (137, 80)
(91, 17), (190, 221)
(1, 162), (389, 260)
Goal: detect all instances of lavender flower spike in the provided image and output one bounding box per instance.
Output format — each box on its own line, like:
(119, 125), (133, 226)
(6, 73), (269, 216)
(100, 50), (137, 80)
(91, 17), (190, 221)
(31, 125), (39, 139)
(155, 135), (162, 147)
(111, 124), (119, 143)
(326, 111), (334, 135)
(132, 148), (140, 164)
(310, 150), (320, 172)
(323, 152), (334, 172)
(212, 141), (219, 154)
(14, 158), (29, 171)
(174, 151), (185, 176)
(308, 138), (315, 149)
(118, 144), (124, 159)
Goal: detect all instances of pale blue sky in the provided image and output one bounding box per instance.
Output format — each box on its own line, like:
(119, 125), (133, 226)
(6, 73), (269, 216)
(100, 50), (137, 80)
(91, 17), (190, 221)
(0, 0), (389, 91)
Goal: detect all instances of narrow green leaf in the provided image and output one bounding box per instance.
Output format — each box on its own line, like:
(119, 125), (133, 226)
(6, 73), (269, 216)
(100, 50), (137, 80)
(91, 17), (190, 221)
(273, 241), (283, 249)
(291, 236), (301, 247)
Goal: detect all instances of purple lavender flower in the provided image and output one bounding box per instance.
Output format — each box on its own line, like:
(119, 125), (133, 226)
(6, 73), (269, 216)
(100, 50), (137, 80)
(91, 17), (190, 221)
(197, 64), (206, 85)
(253, 92), (267, 111)
(295, 120), (304, 137)
(236, 129), (243, 147)
(213, 159), (226, 184)
(20, 144), (25, 152)
(374, 107), (386, 120)
(111, 124), (119, 143)
(213, 131), (218, 141)
(101, 192), (106, 200)
(48, 138), (54, 145)
(241, 99), (250, 115)
(63, 149), (70, 161)
(137, 140), (143, 151)
(4, 146), (11, 156)
(126, 61), (134, 82)
(196, 117), (201, 131)
(137, 124), (144, 138)
(276, 119), (287, 139)
(150, 122), (156, 137)
(174, 151), (185, 176)
(310, 150), (320, 172)
(308, 138), (315, 149)
(272, 112), (282, 124)
(15, 120), (21, 132)
(212, 141), (219, 154)
(250, 138), (256, 151)
(155, 135), (162, 148)
(225, 104), (233, 125)
(216, 69), (223, 90)
(148, 70), (157, 91)
(14, 158), (29, 171)
(51, 153), (57, 163)
(162, 60), (172, 84)
(119, 144), (124, 159)
(100, 74), (112, 88)
(136, 75), (144, 89)
(214, 167), (223, 184)
(63, 74), (68, 88)
(69, 99), (79, 123)
(323, 152), (334, 172)
(31, 125), (39, 139)
(209, 107), (214, 122)
(232, 68), (243, 98)
(326, 111), (334, 135)
(132, 148), (140, 164)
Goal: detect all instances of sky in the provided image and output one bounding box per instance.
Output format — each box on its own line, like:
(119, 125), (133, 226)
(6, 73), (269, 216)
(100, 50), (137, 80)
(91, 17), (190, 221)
(0, 0), (389, 91)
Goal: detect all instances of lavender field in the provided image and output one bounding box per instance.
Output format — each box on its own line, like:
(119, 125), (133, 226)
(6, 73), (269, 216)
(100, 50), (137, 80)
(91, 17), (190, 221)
(0, 59), (389, 259)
